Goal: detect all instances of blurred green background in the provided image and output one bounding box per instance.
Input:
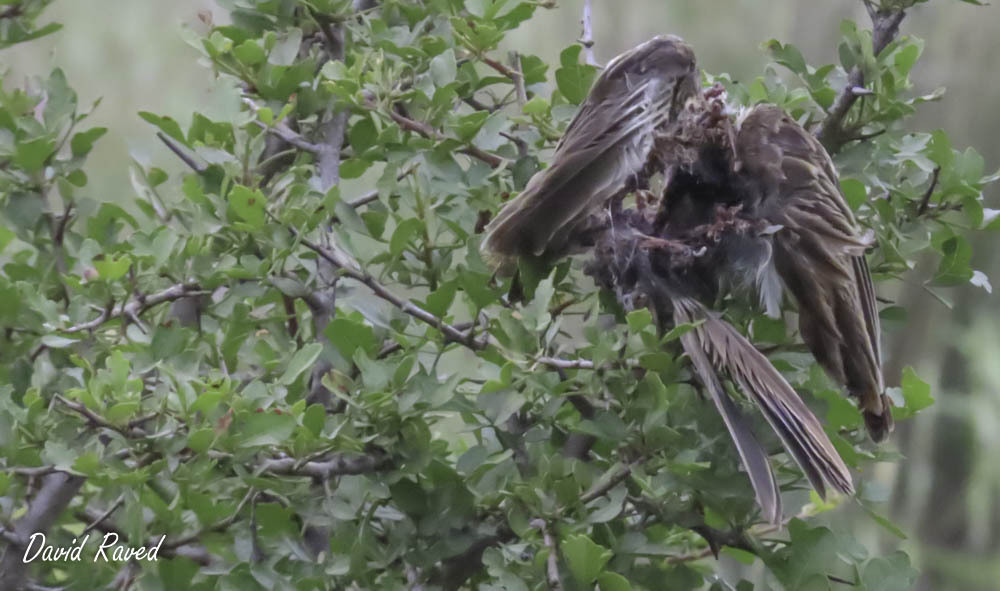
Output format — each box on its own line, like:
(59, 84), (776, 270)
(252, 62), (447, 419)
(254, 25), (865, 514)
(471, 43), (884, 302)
(5, 1), (998, 588)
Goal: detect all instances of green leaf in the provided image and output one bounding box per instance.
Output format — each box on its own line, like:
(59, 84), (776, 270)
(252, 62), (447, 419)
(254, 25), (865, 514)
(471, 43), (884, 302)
(107, 401), (139, 423)
(424, 280), (458, 317)
(241, 411), (297, 447)
(562, 533), (612, 584)
(765, 40), (808, 74)
(862, 504), (907, 540)
(899, 366), (934, 416)
(92, 255), (132, 281)
(390, 218), (423, 257)
(279, 343), (324, 385)
(626, 309), (653, 332)
(187, 428), (214, 453)
(228, 185), (267, 228)
(522, 96), (549, 115)
(348, 118), (378, 154)
(325, 318), (376, 360)
(598, 572), (633, 591)
(555, 63), (597, 105)
(453, 111), (489, 142)
(233, 40), (266, 65)
(840, 178), (867, 211)
(14, 136), (56, 172)
(139, 111), (187, 145)
(303, 403), (326, 437)
(430, 48), (457, 87)
(70, 127), (108, 157)
(932, 236), (973, 286)
(860, 552), (918, 591)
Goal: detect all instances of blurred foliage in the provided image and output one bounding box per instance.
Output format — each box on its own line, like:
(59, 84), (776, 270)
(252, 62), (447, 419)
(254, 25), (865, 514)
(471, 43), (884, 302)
(1, 0), (998, 589)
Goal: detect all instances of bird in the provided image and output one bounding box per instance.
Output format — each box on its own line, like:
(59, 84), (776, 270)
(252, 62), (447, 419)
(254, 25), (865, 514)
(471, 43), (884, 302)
(481, 36), (862, 522)
(733, 104), (893, 442)
(482, 35), (701, 266)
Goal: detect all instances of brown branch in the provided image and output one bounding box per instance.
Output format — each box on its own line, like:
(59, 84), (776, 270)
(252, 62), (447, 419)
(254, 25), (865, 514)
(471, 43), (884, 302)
(0, 472), (86, 590)
(917, 165), (941, 216)
(580, 463), (632, 504)
(379, 102), (504, 168)
(481, 55), (522, 82)
(156, 132), (206, 173)
(53, 395), (146, 438)
(257, 452), (391, 479)
(62, 283), (206, 334)
(289, 227), (485, 349)
(82, 495), (125, 536)
(252, 119), (321, 153)
(816, 5), (907, 152)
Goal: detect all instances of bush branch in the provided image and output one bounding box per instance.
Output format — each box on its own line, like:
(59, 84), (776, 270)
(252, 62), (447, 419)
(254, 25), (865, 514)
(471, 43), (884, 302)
(62, 283), (206, 334)
(817, 4), (906, 151)
(0, 472), (86, 590)
(579, 0), (597, 66)
(257, 452), (392, 479)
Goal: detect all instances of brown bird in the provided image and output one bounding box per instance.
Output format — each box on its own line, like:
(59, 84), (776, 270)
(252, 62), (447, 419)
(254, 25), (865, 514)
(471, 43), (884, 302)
(482, 35), (701, 265)
(734, 105), (893, 442)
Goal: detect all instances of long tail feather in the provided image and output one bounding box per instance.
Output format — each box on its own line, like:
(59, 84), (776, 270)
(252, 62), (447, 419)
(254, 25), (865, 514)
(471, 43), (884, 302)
(672, 299), (782, 523)
(673, 297), (854, 498)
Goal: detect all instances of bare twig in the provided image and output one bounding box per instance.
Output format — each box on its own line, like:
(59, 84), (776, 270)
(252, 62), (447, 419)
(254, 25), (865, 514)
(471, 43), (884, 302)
(531, 519), (563, 590)
(917, 165), (941, 216)
(376, 101), (504, 168)
(257, 452), (391, 479)
(509, 52), (528, 108)
(580, 463), (632, 504)
(156, 132), (206, 173)
(817, 6), (907, 151)
(536, 356), (596, 370)
(579, 0), (597, 66)
(161, 489), (255, 551)
(82, 495), (126, 536)
(289, 226), (485, 348)
(62, 283), (206, 334)
(480, 55), (523, 82)
(53, 395), (145, 438)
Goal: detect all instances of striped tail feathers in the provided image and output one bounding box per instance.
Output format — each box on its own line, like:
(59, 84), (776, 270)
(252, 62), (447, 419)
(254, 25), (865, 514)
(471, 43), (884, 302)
(672, 296), (855, 504)
(674, 298), (783, 524)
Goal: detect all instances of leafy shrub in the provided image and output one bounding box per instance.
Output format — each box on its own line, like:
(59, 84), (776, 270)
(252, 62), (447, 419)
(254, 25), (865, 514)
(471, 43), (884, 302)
(1, 0), (996, 589)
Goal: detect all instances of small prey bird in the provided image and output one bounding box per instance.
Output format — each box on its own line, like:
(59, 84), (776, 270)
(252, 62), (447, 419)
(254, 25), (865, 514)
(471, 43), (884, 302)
(481, 36), (869, 523)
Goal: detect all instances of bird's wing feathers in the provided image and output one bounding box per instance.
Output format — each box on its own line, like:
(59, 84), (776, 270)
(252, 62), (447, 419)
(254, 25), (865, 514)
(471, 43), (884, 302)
(737, 105), (889, 439)
(484, 80), (662, 258)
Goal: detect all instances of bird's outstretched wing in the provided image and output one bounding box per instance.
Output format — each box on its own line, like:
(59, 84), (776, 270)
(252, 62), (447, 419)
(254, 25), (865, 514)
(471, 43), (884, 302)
(671, 295), (854, 518)
(736, 105), (891, 441)
(483, 36), (698, 264)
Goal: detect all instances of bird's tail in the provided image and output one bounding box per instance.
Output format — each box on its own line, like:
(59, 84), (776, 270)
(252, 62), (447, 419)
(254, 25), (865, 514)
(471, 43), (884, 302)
(672, 296), (854, 510)
(862, 394), (894, 443)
